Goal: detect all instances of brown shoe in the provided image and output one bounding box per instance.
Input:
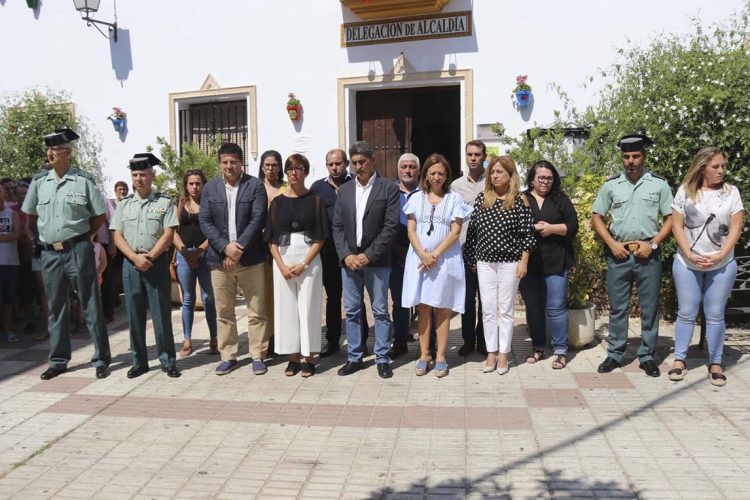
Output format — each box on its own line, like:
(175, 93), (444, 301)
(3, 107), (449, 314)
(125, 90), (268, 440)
(179, 340), (192, 358)
(209, 338), (219, 355)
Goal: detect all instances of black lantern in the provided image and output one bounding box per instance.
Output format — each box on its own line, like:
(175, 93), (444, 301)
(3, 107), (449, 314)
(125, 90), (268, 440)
(73, 0), (118, 42)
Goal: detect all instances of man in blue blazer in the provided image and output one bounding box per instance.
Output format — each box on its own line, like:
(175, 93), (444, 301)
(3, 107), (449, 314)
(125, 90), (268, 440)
(199, 143), (270, 376)
(333, 141), (400, 378)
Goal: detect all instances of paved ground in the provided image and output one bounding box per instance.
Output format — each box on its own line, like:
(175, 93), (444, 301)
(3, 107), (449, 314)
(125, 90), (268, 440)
(0, 301), (748, 499)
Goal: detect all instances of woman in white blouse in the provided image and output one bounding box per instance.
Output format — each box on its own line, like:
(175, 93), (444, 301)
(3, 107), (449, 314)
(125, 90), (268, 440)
(669, 147), (744, 386)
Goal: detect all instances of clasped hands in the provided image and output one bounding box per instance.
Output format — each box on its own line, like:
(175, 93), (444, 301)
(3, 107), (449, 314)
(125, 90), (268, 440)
(344, 253), (370, 271)
(685, 250), (723, 269)
(608, 240), (654, 260)
(222, 241), (244, 270)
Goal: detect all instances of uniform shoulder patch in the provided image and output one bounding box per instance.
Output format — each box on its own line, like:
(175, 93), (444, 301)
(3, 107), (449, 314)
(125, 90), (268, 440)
(650, 173), (666, 181)
(73, 169), (95, 181)
(606, 174), (620, 182)
(122, 193), (135, 200)
(32, 169), (49, 181)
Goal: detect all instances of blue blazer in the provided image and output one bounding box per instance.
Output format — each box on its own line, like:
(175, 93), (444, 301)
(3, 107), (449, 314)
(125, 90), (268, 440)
(199, 173), (268, 267)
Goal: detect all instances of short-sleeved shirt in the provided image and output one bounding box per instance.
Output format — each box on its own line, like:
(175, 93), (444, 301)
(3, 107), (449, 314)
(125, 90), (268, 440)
(451, 173), (484, 245)
(672, 184), (744, 271)
(21, 167), (107, 244)
(110, 190), (177, 252)
(592, 170), (673, 241)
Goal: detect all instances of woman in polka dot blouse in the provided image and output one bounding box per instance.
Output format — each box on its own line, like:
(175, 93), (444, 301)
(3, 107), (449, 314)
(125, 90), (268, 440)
(464, 156), (536, 375)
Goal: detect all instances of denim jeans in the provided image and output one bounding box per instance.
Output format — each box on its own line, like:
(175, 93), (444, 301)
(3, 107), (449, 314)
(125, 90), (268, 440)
(342, 266), (392, 363)
(519, 270), (569, 355)
(176, 251), (217, 340)
(673, 258), (737, 365)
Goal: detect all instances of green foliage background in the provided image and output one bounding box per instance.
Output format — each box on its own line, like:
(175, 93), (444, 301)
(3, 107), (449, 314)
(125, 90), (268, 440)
(149, 136), (221, 200)
(0, 89), (104, 183)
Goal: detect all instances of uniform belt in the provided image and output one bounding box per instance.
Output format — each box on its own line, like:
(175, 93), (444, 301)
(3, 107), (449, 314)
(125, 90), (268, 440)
(41, 233), (90, 252)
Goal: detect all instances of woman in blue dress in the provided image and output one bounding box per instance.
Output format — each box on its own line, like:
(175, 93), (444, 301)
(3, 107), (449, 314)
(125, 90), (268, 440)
(402, 154), (472, 378)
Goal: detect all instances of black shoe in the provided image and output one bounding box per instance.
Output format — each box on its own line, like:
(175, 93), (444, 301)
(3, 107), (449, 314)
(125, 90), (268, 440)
(162, 366), (182, 378)
(126, 366), (149, 379)
(458, 343), (475, 356)
(639, 360), (661, 378)
(597, 357), (621, 373)
(40, 366), (66, 380)
(389, 344), (408, 359)
(95, 366), (110, 379)
(377, 362), (393, 379)
(363, 344), (370, 357)
(337, 361), (364, 376)
(319, 345), (341, 358)
(477, 344), (488, 356)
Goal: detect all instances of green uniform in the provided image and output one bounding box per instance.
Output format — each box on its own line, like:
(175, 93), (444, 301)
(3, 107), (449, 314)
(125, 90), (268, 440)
(110, 191), (178, 370)
(592, 170), (674, 363)
(21, 167), (111, 370)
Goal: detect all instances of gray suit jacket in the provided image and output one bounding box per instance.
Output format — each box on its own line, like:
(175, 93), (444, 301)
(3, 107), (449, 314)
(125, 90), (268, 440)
(332, 174), (400, 268)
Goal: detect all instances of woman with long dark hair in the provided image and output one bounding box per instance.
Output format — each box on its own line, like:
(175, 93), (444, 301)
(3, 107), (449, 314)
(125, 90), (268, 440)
(669, 147), (744, 386)
(518, 160), (578, 369)
(173, 169), (218, 357)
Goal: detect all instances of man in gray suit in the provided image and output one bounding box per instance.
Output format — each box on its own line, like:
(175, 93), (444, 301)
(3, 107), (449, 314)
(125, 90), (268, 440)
(333, 141), (400, 378)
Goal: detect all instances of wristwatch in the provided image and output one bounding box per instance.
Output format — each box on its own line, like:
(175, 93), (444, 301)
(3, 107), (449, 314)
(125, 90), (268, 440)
(649, 241), (659, 251)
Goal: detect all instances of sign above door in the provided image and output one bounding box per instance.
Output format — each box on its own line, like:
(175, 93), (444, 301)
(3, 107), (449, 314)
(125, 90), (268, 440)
(341, 10), (472, 48)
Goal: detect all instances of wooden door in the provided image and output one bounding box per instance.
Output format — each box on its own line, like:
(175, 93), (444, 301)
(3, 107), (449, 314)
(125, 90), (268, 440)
(356, 90), (412, 180)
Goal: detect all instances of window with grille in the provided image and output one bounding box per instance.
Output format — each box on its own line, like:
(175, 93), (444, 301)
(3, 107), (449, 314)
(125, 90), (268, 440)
(178, 100), (249, 165)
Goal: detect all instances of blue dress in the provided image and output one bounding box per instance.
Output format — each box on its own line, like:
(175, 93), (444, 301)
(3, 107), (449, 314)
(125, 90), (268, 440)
(401, 191), (472, 313)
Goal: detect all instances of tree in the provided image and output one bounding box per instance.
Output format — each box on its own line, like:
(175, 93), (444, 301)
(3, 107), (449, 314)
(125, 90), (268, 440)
(0, 89), (104, 183)
(149, 136), (221, 199)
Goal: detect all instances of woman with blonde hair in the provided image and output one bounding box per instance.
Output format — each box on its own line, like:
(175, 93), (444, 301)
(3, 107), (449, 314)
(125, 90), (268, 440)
(464, 156), (536, 375)
(669, 146), (744, 386)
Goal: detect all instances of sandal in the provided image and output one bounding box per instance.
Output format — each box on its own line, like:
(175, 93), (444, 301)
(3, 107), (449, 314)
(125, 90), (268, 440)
(300, 362), (316, 378)
(179, 340), (192, 358)
(415, 358), (431, 376)
(208, 338), (219, 355)
(5, 331), (20, 343)
(434, 360), (449, 378)
(668, 360), (687, 381)
(551, 354), (567, 370)
(284, 361), (301, 377)
(526, 350), (544, 364)
(708, 363), (727, 387)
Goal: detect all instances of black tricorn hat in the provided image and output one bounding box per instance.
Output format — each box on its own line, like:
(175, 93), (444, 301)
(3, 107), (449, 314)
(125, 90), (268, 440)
(617, 134), (653, 153)
(43, 128), (80, 147)
(128, 153), (161, 170)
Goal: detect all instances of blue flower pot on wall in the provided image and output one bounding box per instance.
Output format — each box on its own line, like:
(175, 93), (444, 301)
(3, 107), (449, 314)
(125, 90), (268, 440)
(111, 118), (126, 132)
(515, 90), (531, 108)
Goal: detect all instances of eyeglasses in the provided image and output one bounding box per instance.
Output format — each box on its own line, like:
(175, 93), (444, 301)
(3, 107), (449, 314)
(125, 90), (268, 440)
(285, 166), (306, 173)
(262, 164), (280, 171)
(426, 205), (436, 236)
(535, 176), (554, 183)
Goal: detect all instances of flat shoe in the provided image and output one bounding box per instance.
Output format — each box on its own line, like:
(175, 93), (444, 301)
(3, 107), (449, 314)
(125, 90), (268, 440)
(708, 364), (726, 387)
(179, 340), (192, 358)
(162, 366), (181, 378)
(668, 360), (686, 381)
(526, 350), (544, 364)
(40, 366), (67, 380)
(551, 354), (567, 370)
(95, 366), (111, 379)
(126, 366), (149, 379)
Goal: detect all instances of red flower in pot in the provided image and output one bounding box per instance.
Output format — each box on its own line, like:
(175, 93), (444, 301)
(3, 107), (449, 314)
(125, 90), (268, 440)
(287, 93), (302, 121)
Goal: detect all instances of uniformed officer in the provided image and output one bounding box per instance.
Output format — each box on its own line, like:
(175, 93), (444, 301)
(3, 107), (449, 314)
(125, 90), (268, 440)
(21, 128), (112, 380)
(591, 134), (674, 377)
(111, 153), (181, 378)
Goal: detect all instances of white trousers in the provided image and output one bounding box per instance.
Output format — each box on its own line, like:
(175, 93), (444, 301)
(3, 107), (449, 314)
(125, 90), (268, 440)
(477, 261), (520, 354)
(272, 233), (323, 356)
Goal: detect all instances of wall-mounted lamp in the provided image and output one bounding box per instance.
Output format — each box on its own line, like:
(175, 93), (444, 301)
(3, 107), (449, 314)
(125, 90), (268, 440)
(73, 0), (118, 42)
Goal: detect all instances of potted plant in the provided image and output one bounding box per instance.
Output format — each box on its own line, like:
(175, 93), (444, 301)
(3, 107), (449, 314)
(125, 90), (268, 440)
(512, 75), (533, 109)
(566, 173), (607, 348)
(286, 93), (302, 121)
(107, 107), (127, 132)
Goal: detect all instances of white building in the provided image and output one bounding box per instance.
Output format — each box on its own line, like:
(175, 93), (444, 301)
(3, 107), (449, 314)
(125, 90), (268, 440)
(0, 0), (741, 191)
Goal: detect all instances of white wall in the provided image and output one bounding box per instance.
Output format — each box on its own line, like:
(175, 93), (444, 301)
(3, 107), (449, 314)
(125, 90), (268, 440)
(0, 0), (742, 193)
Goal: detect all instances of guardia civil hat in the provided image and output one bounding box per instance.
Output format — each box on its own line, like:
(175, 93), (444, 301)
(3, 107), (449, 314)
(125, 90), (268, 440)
(43, 128), (80, 147)
(128, 153), (161, 170)
(617, 134), (653, 153)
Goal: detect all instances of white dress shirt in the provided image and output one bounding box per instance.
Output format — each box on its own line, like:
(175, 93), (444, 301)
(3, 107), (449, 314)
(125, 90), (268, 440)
(355, 172), (377, 247)
(225, 181), (238, 242)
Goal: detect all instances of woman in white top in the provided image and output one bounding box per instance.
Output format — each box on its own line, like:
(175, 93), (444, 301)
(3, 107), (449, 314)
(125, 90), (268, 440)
(402, 154), (471, 377)
(669, 147), (745, 386)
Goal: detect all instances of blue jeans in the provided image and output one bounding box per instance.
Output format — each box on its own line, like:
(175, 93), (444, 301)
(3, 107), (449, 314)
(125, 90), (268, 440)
(176, 251), (217, 340)
(519, 270), (569, 355)
(342, 266), (392, 363)
(673, 258), (737, 365)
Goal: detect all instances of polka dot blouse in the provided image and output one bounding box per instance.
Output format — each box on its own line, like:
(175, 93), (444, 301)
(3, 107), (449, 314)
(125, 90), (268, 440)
(463, 192), (536, 265)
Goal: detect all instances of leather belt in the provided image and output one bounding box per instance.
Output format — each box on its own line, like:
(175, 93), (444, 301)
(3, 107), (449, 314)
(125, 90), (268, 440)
(41, 233), (89, 252)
